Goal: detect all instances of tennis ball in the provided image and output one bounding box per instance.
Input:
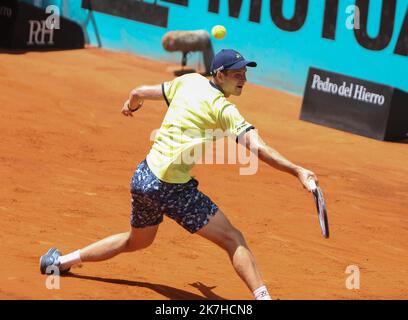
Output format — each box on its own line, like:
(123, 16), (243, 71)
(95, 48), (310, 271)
(211, 25), (227, 40)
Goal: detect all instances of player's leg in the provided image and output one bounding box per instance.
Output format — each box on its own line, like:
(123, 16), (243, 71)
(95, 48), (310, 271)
(40, 225), (159, 274)
(195, 210), (271, 300)
(79, 224), (159, 262)
(71, 158), (162, 265)
(40, 159), (164, 274)
(166, 176), (271, 300)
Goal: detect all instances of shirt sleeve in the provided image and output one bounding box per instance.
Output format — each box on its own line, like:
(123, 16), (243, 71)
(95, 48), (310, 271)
(218, 104), (255, 143)
(162, 77), (181, 107)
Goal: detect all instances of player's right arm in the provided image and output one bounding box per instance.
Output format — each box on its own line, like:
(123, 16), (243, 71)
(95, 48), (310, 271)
(121, 84), (163, 117)
(240, 129), (318, 192)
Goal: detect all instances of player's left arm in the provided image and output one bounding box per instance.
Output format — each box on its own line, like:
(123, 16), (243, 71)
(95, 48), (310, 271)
(121, 84), (163, 117)
(240, 129), (318, 192)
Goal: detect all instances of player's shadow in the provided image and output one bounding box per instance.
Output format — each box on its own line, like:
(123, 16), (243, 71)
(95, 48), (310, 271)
(67, 273), (225, 300)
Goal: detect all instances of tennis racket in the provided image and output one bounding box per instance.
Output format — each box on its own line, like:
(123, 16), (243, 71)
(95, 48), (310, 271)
(308, 179), (330, 238)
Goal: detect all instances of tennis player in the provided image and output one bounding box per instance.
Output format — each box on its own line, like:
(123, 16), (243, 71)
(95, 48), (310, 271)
(40, 49), (318, 300)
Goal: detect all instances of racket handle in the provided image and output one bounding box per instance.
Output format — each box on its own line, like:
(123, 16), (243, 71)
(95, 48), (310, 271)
(308, 179), (317, 191)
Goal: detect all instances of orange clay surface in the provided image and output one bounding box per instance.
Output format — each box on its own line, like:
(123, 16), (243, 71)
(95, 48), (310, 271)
(1, 48), (407, 300)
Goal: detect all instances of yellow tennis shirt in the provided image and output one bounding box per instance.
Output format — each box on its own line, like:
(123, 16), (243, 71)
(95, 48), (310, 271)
(146, 73), (254, 183)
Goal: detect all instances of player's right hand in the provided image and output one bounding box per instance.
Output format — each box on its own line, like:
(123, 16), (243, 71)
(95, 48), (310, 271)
(296, 167), (318, 192)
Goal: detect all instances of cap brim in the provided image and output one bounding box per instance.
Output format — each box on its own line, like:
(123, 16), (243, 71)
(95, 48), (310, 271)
(226, 60), (257, 70)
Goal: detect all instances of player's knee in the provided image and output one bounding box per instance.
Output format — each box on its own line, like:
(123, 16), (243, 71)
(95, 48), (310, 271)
(126, 238), (152, 252)
(222, 227), (246, 250)
(232, 228), (246, 245)
(125, 233), (155, 252)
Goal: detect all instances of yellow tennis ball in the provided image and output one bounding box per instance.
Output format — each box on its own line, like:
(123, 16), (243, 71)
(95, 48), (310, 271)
(212, 25), (227, 40)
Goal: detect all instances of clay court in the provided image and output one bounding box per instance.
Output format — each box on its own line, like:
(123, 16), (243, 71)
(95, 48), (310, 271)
(1, 48), (407, 299)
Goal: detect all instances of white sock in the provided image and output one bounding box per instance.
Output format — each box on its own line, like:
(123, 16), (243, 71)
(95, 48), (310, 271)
(58, 250), (82, 270)
(253, 285), (272, 300)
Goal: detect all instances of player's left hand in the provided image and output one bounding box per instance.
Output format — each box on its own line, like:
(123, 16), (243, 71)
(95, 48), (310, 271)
(121, 99), (143, 117)
(121, 99), (134, 117)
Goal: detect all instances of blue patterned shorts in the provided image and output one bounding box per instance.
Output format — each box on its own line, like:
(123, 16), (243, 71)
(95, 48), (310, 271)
(130, 160), (219, 233)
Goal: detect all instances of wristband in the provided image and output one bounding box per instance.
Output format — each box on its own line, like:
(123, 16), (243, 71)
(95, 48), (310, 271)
(129, 101), (143, 112)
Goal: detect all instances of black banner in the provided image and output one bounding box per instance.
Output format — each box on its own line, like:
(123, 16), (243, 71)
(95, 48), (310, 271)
(300, 68), (408, 141)
(0, 1), (84, 50)
(81, 0), (169, 28)
(0, 0), (18, 47)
